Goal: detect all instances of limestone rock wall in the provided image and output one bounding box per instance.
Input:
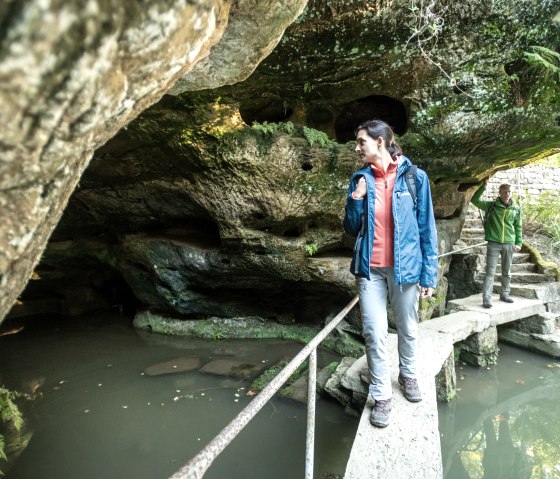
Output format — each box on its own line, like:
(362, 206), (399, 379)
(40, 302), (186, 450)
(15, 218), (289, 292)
(0, 0), (307, 323)
(2, 0), (559, 324)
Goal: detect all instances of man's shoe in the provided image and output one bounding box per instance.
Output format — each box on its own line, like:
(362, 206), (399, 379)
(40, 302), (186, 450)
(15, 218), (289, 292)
(398, 375), (422, 402)
(500, 295), (514, 303)
(482, 301), (492, 309)
(370, 399), (392, 428)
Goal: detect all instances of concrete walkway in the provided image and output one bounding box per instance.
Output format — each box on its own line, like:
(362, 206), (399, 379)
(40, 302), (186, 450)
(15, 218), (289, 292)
(343, 293), (547, 479)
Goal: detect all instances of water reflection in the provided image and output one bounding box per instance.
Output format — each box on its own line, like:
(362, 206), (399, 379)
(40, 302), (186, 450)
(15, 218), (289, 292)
(0, 314), (358, 479)
(439, 343), (560, 479)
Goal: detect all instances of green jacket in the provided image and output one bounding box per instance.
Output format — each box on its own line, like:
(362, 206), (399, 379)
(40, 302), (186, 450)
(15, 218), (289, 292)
(471, 184), (522, 246)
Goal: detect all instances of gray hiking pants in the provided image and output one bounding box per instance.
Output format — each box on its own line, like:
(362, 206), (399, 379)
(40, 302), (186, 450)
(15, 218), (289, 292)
(357, 267), (420, 401)
(483, 241), (514, 302)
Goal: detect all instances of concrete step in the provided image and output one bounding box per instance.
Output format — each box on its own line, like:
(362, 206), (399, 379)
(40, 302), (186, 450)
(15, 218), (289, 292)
(446, 294), (546, 326)
(345, 286), (556, 479)
(344, 335), (443, 479)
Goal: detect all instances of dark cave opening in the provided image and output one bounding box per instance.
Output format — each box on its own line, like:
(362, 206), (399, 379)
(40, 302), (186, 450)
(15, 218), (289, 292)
(334, 95), (408, 143)
(239, 101), (293, 125)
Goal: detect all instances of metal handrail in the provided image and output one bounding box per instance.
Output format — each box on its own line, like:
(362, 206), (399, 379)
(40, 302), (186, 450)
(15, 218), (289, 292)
(168, 241), (485, 479)
(169, 295), (359, 479)
(439, 241), (487, 258)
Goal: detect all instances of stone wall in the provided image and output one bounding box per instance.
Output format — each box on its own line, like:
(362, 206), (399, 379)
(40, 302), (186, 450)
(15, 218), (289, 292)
(486, 160), (560, 203)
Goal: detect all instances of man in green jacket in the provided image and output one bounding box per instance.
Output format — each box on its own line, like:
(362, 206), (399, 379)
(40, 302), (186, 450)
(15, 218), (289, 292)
(471, 180), (522, 308)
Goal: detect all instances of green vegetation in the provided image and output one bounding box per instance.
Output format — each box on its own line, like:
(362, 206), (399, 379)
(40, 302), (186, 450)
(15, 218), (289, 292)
(304, 242), (318, 257)
(134, 311), (364, 358)
(251, 121), (294, 135)
(302, 126), (336, 148)
(251, 359), (308, 394)
(523, 242), (560, 282)
(524, 46), (560, 81)
(250, 122), (335, 148)
(523, 191), (560, 255)
(0, 386), (24, 471)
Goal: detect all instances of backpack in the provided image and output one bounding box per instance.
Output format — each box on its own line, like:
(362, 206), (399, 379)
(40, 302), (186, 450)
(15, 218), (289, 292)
(483, 201), (497, 228)
(404, 165), (418, 209)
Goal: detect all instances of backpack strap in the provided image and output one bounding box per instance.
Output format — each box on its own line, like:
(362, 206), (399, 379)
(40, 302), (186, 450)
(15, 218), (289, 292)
(483, 200), (498, 228)
(405, 165), (418, 210)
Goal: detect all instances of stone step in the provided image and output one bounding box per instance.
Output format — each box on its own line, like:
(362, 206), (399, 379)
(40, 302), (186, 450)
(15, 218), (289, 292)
(474, 277), (559, 298)
(493, 272), (556, 284)
(463, 216), (483, 225)
(498, 283), (560, 301)
(510, 263), (537, 273)
(453, 243), (534, 264)
(461, 227), (485, 238)
(505, 253), (531, 264)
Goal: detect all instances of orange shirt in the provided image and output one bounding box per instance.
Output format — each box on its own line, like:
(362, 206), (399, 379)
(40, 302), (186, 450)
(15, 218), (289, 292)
(369, 158), (397, 267)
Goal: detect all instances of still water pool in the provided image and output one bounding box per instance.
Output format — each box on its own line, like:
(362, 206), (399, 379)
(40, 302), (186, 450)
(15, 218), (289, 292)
(439, 343), (560, 479)
(1, 315), (358, 479)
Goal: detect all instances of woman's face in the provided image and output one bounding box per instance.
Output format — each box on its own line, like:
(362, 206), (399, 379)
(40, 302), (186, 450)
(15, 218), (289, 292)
(355, 129), (382, 163)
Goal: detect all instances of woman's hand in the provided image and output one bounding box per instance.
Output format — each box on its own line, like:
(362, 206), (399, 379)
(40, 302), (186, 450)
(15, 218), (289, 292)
(353, 177), (367, 199)
(420, 286), (433, 299)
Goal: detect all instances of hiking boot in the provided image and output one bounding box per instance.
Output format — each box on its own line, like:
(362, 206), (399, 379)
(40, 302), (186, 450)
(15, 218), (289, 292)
(398, 375), (422, 402)
(500, 295), (514, 303)
(370, 399), (392, 428)
(482, 300), (492, 309)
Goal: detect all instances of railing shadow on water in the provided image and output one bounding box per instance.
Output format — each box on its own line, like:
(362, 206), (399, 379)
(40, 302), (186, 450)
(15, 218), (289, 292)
(169, 242), (487, 479)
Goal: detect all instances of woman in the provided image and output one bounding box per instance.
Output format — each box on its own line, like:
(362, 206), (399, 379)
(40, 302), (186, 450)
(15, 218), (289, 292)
(343, 119), (438, 428)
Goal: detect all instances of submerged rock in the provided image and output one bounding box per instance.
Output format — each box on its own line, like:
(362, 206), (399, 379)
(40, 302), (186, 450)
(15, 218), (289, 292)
(144, 356), (202, 376)
(199, 359), (266, 379)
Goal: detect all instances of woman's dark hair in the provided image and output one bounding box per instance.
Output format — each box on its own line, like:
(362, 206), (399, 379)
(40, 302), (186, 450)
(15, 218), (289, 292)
(354, 119), (402, 157)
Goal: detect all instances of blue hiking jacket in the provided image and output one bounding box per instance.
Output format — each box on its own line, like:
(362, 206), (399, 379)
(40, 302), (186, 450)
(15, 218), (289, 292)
(342, 156), (438, 288)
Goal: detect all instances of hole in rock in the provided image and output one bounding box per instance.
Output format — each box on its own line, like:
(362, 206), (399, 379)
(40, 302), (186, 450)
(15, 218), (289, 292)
(334, 95), (408, 143)
(239, 101), (293, 125)
(159, 219), (221, 250)
(301, 161), (313, 171)
(312, 248), (353, 259)
(282, 227), (301, 238)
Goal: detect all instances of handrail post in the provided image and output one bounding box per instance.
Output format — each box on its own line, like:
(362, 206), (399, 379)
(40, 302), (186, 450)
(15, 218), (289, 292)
(169, 295), (360, 479)
(305, 348), (317, 479)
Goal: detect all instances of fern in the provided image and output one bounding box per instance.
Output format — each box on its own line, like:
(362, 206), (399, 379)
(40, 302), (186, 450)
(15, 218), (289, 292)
(304, 242), (318, 256)
(281, 121), (295, 134)
(252, 121), (295, 135)
(251, 121), (278, 135)
(302, 126), (335, 147)
(0, 386), (25, 470)
(523, 46), (560, 79)
(0, 387), (23, 432)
